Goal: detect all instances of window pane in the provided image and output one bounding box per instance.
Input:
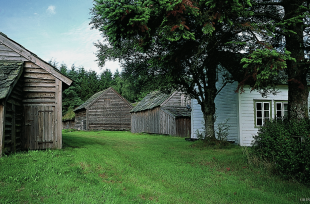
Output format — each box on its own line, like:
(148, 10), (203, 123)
(264, 103), (269, 110)
(276, 103), (281, 111)
(284, 111), (288, 118)
(264, 111), (269, 117)
(277, 111), (282, 117)
(256, 103), (262, 110)
(257, 118), (262, 126)
(257, 111), (262, 117)
(284, 104), (288, 111)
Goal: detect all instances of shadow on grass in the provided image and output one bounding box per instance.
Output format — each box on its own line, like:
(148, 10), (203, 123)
(63, 133), (106, 149)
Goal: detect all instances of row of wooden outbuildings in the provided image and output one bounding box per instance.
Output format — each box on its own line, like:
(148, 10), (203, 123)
(0, 32), (192, 156)
(70, 88), (191, 137)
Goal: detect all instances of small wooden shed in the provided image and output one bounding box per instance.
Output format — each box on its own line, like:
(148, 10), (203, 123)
(74, 87), (133, 130)
(0, 32), (72, 156)
(131, 91), (191, 137)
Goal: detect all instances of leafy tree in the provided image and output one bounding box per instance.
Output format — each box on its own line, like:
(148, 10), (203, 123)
(240, 0), (310, 120)
(90, 0), (253, 138)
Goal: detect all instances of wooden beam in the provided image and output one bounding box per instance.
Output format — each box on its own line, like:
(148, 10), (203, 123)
(55, 79), (62, 149)
(0, 35), (72, 85)
(22, 99), (56, 103)
(24, 73), (55, 80)
(23, 87), (56, 93)
(0, 104), (4, 157)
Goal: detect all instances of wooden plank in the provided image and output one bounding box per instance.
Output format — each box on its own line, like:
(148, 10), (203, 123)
(24, 73), (55, 80)
(24, 68), (49, 74)
(22, 99), (55, 103)
(24, 92), (55, 99)
(24, 62), (40, 68)
(55, 79), (62, 149)
(24, 78), (55, 83)
(12, 104), (16, 152)
(0, 44), (12, 51)
(0, 35), (72, 85)
(0, 50), (21, 57)
(24, 82), (55, 87)
(0, 56), (27, 61)
(0, 105), (5, 157)
(23, 87), (56, 93)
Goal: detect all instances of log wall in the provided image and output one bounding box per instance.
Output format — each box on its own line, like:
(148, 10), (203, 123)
(75, 110), (86, 130)
(87, 89), (132, 130)
(2, 77), (23, 153)
(62, 120), (75, 129)
(131, 107), (177, 135)
(22, 62), (62, 150)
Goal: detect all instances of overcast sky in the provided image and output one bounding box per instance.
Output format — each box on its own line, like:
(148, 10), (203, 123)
(0, 0), (121, 74)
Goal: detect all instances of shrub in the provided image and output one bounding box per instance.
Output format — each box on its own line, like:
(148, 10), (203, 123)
(251, 119), (310, 185)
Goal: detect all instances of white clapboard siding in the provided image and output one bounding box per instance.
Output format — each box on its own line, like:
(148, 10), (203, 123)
(191, 79), (239, 142)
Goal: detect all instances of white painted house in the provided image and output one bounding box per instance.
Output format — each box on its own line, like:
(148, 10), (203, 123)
(191, 72), (310, 146)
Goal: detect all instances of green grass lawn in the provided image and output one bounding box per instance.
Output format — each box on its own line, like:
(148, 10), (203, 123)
(0, 130), (309, 203)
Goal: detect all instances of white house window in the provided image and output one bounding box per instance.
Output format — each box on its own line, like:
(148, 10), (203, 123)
(275, 101), (288, 119)
(255, 101), (271, 126)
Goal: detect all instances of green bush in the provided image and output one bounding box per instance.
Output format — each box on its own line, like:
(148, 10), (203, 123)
(251, 119), (310, 185)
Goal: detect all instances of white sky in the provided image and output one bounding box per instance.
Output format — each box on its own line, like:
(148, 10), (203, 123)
(0, 0), (121, 74)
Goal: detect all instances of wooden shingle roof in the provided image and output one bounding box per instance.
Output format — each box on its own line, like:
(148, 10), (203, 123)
(0, 61), (23, 100)
(161, 106), (191, 117)
(130, 91), (171, 113)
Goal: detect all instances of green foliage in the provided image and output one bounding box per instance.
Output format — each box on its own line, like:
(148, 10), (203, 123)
(62, 107), (75, 121)
(251, 119), (310, 185)
(241, 48), (295, 89)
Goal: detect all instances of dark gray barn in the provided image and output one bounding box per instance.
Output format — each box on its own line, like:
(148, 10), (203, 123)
(130, 91), (191, 137)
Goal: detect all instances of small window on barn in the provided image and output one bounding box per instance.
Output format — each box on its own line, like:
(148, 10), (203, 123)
(255, 101), (271, 127)
(275, 101), (288, 119)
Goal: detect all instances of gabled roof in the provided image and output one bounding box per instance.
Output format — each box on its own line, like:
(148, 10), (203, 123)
(74, 87), (133, 112)
(0, 32), (72, 85)
(161, 106), (191, 117)
(74, 89), (107, 112)
(0, 61), (23, 100)
(130, 91), (171, 113)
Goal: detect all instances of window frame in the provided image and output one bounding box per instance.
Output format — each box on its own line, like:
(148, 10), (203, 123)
(254, 100), (272, 128)
(274, 100), (288, 119)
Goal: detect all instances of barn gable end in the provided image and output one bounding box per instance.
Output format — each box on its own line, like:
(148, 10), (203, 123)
(74, 87), (133, 131)
(0, 33), (72, 156)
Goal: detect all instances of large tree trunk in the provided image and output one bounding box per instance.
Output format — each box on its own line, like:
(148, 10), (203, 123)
(200, 63), (217, 139)
(284, 0), (309, 120)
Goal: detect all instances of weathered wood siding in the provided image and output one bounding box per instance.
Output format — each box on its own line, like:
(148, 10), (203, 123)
(131, 107), (162, 134)
(22, 62), (62, 149)
(62, 120), (75, 129)
(87, 89), (132, 130)
(131, 107), (182, 136)
(0, 44), (27, 61)
(2, 77), (23, 153)
(176, 117), (191, 137)
(75, 110), (86, 130)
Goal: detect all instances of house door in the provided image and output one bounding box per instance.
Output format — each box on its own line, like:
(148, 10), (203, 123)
(24, 105), (55, 150)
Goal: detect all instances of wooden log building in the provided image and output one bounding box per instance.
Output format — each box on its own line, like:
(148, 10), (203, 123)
(131, 91), (191, 137)
(0, 32), (72, 156)
(74, 87), (133, 130)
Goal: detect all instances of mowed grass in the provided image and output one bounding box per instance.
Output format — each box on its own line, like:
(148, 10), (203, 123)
(0, 130), (309, 203)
